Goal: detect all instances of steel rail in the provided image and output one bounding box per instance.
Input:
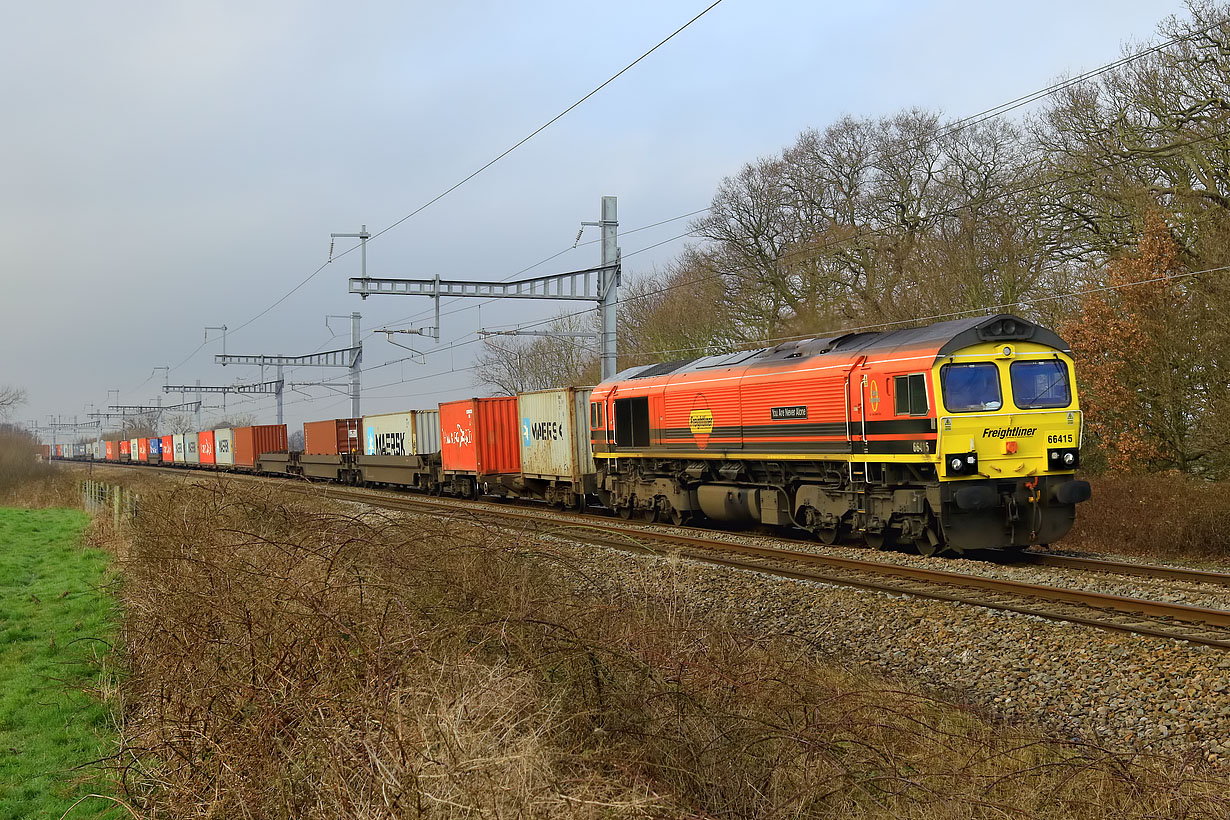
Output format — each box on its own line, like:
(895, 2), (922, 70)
(317, 486), (1230, 650)
(64, 462), (1230, 646)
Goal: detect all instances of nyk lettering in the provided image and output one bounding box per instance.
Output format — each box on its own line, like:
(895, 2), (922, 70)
(982, 427), (1037, 439)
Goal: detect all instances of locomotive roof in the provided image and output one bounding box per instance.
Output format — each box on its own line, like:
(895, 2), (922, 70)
(611, 314), (1069, 382)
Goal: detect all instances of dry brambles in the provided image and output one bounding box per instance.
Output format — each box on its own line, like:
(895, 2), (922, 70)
(93, 478), (1229, 818)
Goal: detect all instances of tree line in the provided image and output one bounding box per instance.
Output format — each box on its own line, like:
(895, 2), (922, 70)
(478, 1), (1230, 478)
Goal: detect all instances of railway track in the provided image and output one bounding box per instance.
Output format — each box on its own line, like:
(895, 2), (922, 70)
(70, 462), (1230, 648)
(316, 485), (1230, 651)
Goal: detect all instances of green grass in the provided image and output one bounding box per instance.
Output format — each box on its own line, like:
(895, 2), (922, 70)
(0, 508), (119, 820)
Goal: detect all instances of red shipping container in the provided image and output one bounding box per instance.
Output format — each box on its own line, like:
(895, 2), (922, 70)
(161, 435), (174, 460)
(40, 445), (51, 460)
(119, 440), (130, 456)
(198, 431), (216, 465)
(55, 444), (62, 458)
(137, 438), (149, 461)
(105, 441), (116, 460)
(303, 418), (361, 455)
(439, 397), (520, 477)
(233, 424), (288, 468)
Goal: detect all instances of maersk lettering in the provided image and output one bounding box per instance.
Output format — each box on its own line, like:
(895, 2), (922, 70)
(371, 431), (407, 456)
(531, 421), (563, 442)
(982, 426), (1037, 439)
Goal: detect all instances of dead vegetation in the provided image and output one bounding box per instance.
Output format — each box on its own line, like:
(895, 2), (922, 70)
(1066, 474), (1230, 561)
(94, 477), (1229, 818)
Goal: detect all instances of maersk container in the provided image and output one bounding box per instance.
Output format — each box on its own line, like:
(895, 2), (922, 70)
(214, 428), (234, 466)
(517, 388), (595, 483)
(362, 410), (441, 456)
(303, 418), (361, 455)
(234, 424), (287, 468)
(198, 431), (216, 465)
(172, 434), (185, 463)
(185, 433), (200, 464)
(439, 397), (520, 477)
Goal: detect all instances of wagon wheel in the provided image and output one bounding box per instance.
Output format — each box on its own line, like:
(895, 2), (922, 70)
(816, 525), (842, 546)
(669, 507), (691, 526)
(865, 529), (895, 551)
(640, 500), (660, 524)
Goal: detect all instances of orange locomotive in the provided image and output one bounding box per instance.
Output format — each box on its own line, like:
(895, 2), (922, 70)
(590, 314), (1091, 554)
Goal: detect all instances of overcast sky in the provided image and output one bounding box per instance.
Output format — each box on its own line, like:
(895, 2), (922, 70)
(1, 0), (1192, 439)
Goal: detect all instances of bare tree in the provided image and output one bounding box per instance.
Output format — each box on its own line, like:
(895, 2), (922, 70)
(0, 386), (26, 419)
(474, 313), (599, 395)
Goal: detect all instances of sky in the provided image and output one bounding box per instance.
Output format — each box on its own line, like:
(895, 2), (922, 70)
(0, 0), (1194, 440)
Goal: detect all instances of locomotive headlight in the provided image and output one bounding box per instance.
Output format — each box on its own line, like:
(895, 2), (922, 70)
(1047, 448), (1080, 470)
(950, 457), (964, 472)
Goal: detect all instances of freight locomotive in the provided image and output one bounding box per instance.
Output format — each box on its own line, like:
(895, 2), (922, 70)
(55, 313), (1090, 555)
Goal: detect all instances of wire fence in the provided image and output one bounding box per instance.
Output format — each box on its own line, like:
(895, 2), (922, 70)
(81, 479), (139, 528)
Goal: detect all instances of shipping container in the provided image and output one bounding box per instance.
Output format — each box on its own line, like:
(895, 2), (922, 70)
(137, 438), (149, 461)
(303, 418), (361, 455)
(214, 428), (234, 466)
(161, 435), (174, 462)
(105, 441), (115, 460)
(233, 424), (288, 469)
(40, 444), (51, 461)
(172, 434), (186, 463)
(361, 410), (441, 456)
(119, 440), (130, 456)
(129, 438), (138, 458)
(147, 437), (162, 464)
(198, 430), (216, 465)
(54, 444), (62, 458)
(439, 397), (520, 477)
(517, 388), (595, 483)
(185, 433), (200, 464)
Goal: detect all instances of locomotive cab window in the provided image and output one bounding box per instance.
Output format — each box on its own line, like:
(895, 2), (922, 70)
(1010, 360), (1071, 409)
(893, 374), (929, 415)
(590, 402), (605, 429)
(941, 362), (1003, 412)
(614, 397), (650, 448)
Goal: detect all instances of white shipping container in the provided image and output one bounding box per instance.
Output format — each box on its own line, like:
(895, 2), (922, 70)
(129, 439), (139, 461)
(516, 387), (595, 482)
(185, 434), (200, 464)
(362, 411), (415, 456)
(172, 434), (185, 463)
(362, 410), (441, 456)
(214, 428), (235, 466)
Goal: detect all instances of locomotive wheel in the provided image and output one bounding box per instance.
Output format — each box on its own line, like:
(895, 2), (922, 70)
(618, 496), (635, 520)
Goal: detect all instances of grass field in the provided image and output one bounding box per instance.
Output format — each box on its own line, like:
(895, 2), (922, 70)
(0, 507), (118, 819)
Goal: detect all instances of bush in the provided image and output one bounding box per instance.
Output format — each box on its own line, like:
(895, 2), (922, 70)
(0, 427), (59, 503)
(1066, 473), (1230, 560)
(105, 479), (1229, 818)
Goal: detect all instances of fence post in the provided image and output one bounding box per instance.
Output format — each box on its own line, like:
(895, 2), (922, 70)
(113, 487), (120, 529)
